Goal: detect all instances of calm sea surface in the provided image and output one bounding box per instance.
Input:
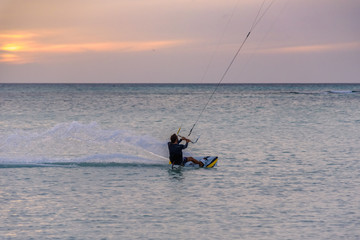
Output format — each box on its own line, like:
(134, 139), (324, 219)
(1, 84), (359, 239)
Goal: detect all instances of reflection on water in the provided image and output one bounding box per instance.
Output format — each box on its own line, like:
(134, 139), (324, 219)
(168, 167), (185, 181)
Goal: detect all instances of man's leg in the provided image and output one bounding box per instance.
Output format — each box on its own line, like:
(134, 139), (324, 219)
(187, 157), (204, 167)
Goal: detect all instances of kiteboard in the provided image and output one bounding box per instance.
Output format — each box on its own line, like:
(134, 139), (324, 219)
(169, 156), (218, 168)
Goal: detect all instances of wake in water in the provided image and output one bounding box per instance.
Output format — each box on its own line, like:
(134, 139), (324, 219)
(0, 122), (171, 167)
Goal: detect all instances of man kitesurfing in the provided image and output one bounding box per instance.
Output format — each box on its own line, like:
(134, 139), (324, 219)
(168, 134), (204, 167)
(167, 0), (275, 169)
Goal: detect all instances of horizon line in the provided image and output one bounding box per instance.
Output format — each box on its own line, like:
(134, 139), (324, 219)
(1, 82), (360, 85)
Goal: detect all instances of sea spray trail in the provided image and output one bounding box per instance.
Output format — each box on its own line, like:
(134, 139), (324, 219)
(0, 122), (170, 167)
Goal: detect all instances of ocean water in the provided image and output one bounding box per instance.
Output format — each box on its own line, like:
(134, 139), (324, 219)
(0, 83), (359, 239)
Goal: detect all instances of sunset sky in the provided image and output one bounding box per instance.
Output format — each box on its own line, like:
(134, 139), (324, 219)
(0, 0), (359, 83)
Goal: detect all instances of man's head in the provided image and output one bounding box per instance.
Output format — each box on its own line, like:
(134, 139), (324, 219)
(170, 134), (178, 143)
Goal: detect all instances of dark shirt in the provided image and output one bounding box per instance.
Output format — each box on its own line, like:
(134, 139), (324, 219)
(168, 139), (188, 165)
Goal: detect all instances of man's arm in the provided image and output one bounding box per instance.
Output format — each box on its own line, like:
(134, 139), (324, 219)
(180, 137), (189, 149)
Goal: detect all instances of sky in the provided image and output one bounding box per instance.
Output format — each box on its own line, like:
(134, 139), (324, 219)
(0, 0), (359, 84)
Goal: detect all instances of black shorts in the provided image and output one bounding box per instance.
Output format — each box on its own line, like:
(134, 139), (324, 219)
(182, 157), (188, 165)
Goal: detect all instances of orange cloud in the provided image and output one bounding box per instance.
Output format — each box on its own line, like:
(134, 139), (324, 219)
(0, 54), (21, 63)
(0, 30), (187, 64)
(0, 33), (38, 39)
(17, 41), (184, 53)
(259, 42), (360, 54)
